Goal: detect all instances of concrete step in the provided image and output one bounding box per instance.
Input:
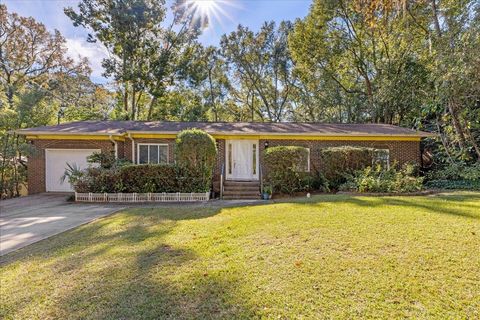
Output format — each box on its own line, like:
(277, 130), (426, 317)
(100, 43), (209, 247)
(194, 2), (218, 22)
(223, 195), (261, 200)
(223, 185), (259, 192)
(224, 180), (259, 184)
(223, 190), (259, 195)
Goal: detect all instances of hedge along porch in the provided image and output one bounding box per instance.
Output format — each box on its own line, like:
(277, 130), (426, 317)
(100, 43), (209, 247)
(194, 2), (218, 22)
(17, 121), (434, 197)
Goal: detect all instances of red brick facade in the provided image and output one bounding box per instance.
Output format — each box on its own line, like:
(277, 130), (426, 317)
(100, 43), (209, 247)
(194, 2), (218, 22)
(28, 139), (115, 194)
(27, 137), (420, 194)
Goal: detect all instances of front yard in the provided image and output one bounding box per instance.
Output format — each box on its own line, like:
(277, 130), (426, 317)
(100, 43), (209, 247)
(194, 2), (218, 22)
(1, 192), (479, 319)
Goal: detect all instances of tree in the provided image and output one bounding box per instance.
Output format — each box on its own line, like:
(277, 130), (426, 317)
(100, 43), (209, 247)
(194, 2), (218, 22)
(0, 5), (103, 198)
(220, 21), (296, 122)
(289, 0), (429, 124)
(65, 0), (202, 120)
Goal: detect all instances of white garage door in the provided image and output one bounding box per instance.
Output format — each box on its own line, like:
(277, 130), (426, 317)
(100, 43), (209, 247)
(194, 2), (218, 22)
(45, 149), (100, 192)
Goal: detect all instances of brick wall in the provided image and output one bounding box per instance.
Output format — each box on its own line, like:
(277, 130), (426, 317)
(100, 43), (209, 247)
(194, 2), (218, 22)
(27, 137), (420, 194)
(28, 139), (114, 194)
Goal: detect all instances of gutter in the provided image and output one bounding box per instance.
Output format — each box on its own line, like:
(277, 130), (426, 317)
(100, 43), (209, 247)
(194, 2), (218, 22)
(109, 135), (118, 159)
(127, 132), (135, 164)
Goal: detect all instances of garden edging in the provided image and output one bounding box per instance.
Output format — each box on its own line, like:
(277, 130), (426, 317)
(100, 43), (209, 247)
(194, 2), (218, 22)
(75, 192), (210, 203)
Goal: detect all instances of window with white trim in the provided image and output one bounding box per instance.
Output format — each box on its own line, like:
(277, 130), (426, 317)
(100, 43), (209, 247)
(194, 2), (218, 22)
(137, 144), (168, 164)
(373, 149), (390, 169)
(294, 148), (310, 172)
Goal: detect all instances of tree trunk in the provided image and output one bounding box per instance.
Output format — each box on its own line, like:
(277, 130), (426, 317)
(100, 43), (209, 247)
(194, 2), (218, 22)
(130, 90), (136, 121)
(123, 83), (129, 120)
(147, 96), (157, 121)
(447, 99), (468, 152)
(430, 0), (442, 37)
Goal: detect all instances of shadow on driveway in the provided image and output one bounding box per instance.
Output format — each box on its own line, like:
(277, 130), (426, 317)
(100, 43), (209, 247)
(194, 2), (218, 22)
(0, 193), (124, 255)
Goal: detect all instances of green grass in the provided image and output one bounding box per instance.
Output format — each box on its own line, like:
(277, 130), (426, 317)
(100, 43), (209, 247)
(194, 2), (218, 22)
(1, 192), (480, 319)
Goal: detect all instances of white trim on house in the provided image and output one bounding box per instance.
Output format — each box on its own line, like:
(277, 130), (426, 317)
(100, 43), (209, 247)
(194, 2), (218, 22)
(136, 143), (169, 164)
(305, 148), (311, 172)
(225, 140), (259, 181)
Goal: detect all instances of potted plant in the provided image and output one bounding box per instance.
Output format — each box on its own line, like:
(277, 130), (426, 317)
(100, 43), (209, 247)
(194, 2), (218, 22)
(263, 185), (273, 200)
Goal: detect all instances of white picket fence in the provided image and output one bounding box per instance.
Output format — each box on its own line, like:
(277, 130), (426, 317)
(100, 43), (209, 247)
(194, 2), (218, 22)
(75, 192), (210, 203)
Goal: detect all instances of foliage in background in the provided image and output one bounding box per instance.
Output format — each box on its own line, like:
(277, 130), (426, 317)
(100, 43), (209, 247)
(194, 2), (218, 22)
(424, 162), (480, 190)
(320, 147), (375, 189)
(0, 4), (113, 198)
(340, 163), (424, 193)
(65, 0), (203, 121)
(263, 146), (320, 194)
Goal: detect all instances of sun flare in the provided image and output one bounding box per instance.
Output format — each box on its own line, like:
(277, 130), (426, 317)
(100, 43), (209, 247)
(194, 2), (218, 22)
(191, 0), (219, 16)
(185, 0), (236, 29)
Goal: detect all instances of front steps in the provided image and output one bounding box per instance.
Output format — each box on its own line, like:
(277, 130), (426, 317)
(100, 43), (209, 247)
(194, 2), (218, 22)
(223, 180), (260, 200)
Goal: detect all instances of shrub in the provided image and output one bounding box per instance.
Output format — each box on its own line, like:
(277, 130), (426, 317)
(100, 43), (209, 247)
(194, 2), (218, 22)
(424, 180), (480, 190)
(73, 163), (213, 194)
(87, 151), (132, 169)
(339, 163), (424, 193)
(320, 146), (375, 189)
(175, 129), (217, 192)
(120, 164), (179, 193)
(73, 167), (122, 193)
(264, 146), (313, 194)
(426, 162), (480, 181)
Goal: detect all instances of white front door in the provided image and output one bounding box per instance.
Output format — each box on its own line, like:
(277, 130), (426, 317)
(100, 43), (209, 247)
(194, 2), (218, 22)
(45, 149), (99, 192)
(226, 140), (259, 180)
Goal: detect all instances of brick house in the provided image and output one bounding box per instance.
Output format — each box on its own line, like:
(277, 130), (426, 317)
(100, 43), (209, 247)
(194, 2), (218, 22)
(17, 121), (433, 198)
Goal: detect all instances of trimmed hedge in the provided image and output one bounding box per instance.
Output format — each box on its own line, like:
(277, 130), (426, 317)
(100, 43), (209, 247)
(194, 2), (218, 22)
(175, 129), (217, 192)
(74, 164), (212, 193)
(120, 164), (179, 193)
(264, 146), (315, 194)
(320, 146), (375, 188)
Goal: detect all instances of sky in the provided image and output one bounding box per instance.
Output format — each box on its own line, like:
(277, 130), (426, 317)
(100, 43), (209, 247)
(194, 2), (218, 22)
(4, 0), (312, 83)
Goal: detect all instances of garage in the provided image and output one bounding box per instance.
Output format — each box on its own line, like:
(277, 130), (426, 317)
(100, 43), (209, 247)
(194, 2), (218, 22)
(45, 149), (100, 192)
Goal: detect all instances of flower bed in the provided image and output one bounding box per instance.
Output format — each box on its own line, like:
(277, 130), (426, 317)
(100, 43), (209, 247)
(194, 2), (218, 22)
(75, 192), (210, 203)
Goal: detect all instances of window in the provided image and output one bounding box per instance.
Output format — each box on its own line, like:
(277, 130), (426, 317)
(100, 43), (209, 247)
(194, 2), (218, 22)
(228, 143), (232, 174)
(138, 144), (168, 164)
(252, 143), (257, 175)
(294, 148), (310, 172)
(374, 149), (390, 169)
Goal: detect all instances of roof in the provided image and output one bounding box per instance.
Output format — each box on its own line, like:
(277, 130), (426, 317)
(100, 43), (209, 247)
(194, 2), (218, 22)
(17, 120), (435, 137)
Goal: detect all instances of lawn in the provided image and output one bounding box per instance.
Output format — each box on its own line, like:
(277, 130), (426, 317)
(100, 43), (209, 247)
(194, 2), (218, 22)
(1, 192), (479, 319)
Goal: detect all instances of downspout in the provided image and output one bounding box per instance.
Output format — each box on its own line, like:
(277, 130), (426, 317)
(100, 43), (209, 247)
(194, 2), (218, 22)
(109, 135), (118, 159)
(127, 132), (135, 164)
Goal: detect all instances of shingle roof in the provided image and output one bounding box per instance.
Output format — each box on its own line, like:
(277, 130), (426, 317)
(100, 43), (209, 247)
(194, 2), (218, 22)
(17, 120), (434, 137)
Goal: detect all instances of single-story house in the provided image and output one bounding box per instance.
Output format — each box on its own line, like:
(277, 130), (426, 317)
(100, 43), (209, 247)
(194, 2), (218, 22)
(17, 121), (433, 197)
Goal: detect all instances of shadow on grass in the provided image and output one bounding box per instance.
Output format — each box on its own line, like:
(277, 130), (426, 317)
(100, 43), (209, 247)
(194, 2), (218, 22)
(280, 192), (480, 220)
(1, 205), (260, 319)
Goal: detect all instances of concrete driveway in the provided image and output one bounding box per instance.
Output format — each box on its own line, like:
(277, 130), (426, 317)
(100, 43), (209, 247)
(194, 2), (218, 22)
(0, 194), (123, 256)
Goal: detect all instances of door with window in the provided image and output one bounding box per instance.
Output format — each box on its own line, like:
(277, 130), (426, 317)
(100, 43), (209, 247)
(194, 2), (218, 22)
(226, 140), (259, 180)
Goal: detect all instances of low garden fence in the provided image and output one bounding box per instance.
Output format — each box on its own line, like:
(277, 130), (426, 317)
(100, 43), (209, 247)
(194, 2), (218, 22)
(75, 192), (210, 203)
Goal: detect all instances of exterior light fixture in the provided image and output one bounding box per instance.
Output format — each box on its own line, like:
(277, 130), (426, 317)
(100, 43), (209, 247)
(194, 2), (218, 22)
(264, 141), (269, 149)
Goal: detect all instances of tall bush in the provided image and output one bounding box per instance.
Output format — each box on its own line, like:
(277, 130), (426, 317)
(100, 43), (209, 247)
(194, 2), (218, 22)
(339, 163), (424, 193)
(264, 146), (313, 194)
(175, 129), (217, 191)
(320, 146), (375, 188)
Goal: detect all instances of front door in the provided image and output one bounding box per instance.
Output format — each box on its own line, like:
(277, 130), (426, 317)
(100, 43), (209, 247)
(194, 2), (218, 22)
(226, 140), (259, 180)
